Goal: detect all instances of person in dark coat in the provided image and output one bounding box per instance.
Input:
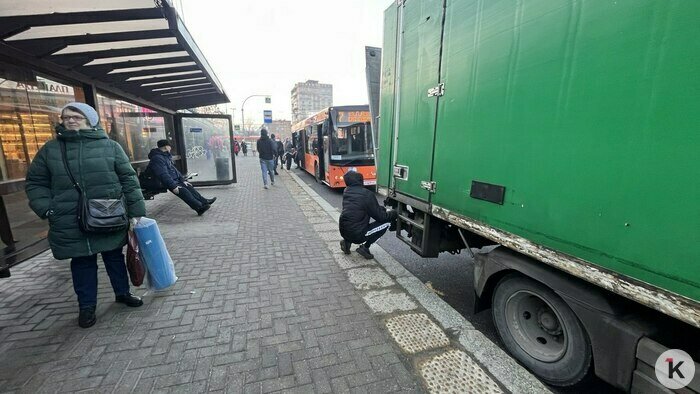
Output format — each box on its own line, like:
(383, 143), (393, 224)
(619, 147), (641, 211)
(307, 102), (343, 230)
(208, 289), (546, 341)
(241, 141), (248, 156)
(256, 129), (276, 188)
(25, 102), (146, 328)
(338, 171), (398, 259)
(147, 140), (216, 215)
(270, 133), (282, 175)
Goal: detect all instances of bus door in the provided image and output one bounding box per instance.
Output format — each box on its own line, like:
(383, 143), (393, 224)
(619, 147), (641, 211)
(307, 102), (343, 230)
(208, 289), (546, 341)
(322, 120), (330, 182)
(315, 122), (325, 182)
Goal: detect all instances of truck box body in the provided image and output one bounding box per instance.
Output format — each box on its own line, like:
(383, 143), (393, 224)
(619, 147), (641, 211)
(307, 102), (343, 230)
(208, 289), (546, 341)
(378, 0), (699, 325)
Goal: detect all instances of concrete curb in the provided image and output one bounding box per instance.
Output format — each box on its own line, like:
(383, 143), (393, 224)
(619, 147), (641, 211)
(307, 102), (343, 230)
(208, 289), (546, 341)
(286, 170), (551, 394)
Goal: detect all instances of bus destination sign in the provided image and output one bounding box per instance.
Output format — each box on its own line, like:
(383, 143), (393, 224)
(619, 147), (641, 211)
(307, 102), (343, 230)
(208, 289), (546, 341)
(336, 111), (371, 124)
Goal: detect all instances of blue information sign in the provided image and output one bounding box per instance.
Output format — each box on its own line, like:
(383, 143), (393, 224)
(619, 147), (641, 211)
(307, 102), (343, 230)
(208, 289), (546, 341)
(263, 110), (272, 124)
(190, 127), (202, 133)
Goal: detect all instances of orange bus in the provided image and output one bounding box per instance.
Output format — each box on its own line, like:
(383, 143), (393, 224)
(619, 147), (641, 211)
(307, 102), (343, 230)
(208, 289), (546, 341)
(292, 105), (376, 188)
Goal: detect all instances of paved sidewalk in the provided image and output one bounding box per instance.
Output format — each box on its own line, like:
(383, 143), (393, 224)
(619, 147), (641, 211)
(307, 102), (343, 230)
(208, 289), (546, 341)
(0, 157), (424, 393)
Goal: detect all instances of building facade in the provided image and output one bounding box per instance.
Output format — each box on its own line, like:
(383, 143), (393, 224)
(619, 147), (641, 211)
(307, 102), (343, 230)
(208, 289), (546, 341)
(265, 120), (292, 142)
(290, 80), (333, 122)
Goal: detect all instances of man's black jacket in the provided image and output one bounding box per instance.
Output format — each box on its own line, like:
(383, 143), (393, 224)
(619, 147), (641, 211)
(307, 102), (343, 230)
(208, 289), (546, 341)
(257, 136), (275, 160)
(339, 174), (396, 243)
(147, 148), (184, 190)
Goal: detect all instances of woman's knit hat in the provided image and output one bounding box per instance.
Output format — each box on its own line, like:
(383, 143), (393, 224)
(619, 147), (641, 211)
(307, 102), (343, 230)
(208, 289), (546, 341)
(61, 102), (100, 127)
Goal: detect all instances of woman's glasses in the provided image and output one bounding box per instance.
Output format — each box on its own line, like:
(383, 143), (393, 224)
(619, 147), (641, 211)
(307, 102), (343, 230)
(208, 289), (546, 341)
(61, 115), (86, 121)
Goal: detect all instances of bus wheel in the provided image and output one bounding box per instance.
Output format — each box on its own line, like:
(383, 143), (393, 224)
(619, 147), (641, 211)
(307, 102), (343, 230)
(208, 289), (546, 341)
(314, 162), (320, 183)
(492, 274), (592, 387)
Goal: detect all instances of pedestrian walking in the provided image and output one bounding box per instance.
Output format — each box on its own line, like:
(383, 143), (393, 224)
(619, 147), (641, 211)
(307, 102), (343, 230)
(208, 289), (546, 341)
(233, 140), (240, 156)
(270, 133), (281, 175)
(241, 141), (248, 156)
(257, 129), (276, 189)
(25, 102), (146, 328)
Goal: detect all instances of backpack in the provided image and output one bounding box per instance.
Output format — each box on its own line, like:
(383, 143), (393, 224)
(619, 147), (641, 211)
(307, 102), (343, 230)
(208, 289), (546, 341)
(139, 165), (165, 190)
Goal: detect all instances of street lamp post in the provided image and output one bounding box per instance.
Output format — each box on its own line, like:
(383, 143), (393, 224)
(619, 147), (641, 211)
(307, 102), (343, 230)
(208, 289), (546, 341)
(241, 94), (270, 136)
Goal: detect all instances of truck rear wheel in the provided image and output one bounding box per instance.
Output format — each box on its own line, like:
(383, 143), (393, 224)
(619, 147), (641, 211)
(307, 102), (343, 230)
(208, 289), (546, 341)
(492, 274), (592, 386)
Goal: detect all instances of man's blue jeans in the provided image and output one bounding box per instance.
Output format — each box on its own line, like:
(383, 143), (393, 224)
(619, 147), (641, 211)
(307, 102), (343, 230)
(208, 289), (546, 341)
(70, 247), (130, 309)
(260, 159), (275, 186)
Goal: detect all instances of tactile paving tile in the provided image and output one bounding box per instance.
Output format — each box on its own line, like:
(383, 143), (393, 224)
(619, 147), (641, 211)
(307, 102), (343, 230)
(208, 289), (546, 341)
(420, 349), (503, 394)
(347, 268), (395, 290)
(317, 231), (343, 241)
(363, 290), (417, 314)
(334, 254), (376, 269)
(385, 313), (449, 354)
(313, 222), (339, 232)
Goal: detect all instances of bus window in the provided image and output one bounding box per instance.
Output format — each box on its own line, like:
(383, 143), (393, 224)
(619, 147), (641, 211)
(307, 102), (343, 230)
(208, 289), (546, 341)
(332, 122), (373, 159)
(306, 126), (317, 154)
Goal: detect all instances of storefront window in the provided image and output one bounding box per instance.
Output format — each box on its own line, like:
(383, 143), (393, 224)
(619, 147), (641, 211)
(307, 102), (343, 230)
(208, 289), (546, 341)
(0, 61), (83, 252)
(97, 93), (176, 161)
(0, 61), (83, 181)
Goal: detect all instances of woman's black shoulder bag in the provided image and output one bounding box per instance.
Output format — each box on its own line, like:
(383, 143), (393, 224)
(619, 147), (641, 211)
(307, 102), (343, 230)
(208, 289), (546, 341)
(59, 140), (128, 233)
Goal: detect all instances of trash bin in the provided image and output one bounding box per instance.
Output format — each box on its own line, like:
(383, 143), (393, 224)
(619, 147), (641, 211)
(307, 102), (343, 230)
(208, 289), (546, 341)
(215, 157), (230, 180)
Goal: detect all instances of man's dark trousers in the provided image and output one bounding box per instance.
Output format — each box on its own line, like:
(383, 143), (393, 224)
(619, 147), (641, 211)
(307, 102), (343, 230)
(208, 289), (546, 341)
(363, 221), (391, 247)
(342, 221), (391, 249)
(176, 183), (208, 210)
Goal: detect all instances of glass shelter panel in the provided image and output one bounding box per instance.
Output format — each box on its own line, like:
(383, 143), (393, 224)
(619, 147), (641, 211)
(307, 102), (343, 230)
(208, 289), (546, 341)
(97, 93), (176, 161)
(181, 116), (234, 183)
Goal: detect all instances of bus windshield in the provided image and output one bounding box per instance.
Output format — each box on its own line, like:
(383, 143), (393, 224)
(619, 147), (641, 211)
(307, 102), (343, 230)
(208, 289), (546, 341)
(330, 122), (373, 161)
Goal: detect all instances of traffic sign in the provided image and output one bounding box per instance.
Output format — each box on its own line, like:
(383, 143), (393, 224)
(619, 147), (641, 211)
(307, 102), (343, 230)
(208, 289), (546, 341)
(263, 110), (272, 124)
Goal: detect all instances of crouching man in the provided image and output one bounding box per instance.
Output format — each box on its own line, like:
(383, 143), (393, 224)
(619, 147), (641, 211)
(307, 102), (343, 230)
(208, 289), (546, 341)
(339, 171), (398, 259)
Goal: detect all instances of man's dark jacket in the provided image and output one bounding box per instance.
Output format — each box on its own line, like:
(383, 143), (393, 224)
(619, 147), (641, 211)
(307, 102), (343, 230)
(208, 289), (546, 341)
(147, 148), (184, 190)
(257, 136), (275, 160)
(339, 172), (397, 243)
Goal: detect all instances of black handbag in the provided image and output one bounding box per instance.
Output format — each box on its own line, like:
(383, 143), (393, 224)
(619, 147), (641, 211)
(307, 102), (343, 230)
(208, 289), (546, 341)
(59, 140), (128, 233)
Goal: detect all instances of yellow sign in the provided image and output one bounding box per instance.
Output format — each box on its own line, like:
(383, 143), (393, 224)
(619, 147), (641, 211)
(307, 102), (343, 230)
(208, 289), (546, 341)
(337, 111), (371, 123)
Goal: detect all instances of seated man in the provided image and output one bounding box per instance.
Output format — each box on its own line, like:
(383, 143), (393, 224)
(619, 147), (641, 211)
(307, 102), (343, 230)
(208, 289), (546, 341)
(147, 139), (216, 215)
(339, 171), (398, 259)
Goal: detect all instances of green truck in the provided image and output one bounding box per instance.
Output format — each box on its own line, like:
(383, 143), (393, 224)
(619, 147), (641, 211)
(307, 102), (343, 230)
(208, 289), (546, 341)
(378, 0), (699, 391)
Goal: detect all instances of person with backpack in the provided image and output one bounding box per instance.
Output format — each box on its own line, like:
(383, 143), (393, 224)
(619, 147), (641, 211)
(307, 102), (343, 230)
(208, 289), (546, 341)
(146, 140), (216, 215)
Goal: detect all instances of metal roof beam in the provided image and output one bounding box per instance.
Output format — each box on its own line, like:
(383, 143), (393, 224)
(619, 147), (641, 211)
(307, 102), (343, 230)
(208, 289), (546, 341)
(0, 8), (165, 39)
(12, 29), (173, 58)
(49, 44), (183, 68)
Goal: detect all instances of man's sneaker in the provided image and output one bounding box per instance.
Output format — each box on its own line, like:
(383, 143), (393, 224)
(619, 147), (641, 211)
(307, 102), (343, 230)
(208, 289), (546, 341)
(274, 171), (279, 175)
(356, 245), (374, 260)
(78, 306), (96, 328)
(206, 197), (217, 205)
(339, 240), (351, 255)
(115, 293), (143, 307)
(264, 184), (269, 189)
(196, 204), (211, 216)
(271, 180), (275, 186)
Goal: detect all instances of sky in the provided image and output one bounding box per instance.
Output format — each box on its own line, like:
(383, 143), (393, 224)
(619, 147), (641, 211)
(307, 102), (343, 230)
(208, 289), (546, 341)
(174, 0), (391, 126)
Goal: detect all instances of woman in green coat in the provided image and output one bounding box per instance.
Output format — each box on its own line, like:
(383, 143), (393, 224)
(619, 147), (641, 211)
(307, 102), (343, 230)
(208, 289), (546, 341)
(25, 102), (147, 328)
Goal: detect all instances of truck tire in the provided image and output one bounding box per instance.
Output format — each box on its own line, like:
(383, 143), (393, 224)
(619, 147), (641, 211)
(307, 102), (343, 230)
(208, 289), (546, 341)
(492, 274), (592, 386)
